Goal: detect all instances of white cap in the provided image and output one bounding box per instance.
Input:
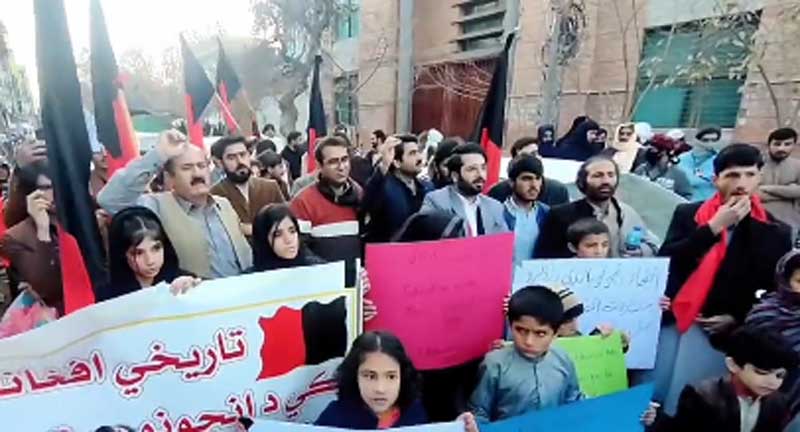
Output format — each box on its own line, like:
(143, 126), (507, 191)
(635, 122), (654, 142)
(666, 129), (685, 141)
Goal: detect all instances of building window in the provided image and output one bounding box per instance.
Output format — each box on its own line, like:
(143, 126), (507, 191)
(633, 13), (759, 128)
(335, 0), (360, 41)
(334, 74), (358, 127)
(456, 0), (506, 52)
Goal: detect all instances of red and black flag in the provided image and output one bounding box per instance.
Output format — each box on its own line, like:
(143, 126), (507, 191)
(90, 0), (139, 177)
(306, 55), (327, 173)
(180, 35), (215, 148)
(257, 297), (347, 380)
(215, 39), (256, 136)
(34, 0), (108, 313)
(472, 34), (515, 191)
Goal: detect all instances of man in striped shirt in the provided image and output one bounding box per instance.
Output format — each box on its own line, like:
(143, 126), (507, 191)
(290, 136), (362, 285)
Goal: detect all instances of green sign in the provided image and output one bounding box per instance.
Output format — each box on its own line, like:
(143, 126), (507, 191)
(555, 334), (628, 398)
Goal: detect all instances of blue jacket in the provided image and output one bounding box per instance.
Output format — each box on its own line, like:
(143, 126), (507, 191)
(361, 170), (434, 243)
(676, 151), (717, 202)
(502, 200), (550, 231)
(315, 399), (428, 429)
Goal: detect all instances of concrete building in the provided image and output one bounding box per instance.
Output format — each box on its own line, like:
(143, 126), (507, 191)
(331, 0), (799, 148)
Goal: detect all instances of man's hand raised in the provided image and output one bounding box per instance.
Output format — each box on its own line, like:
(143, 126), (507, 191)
(156, 130), (189, 162)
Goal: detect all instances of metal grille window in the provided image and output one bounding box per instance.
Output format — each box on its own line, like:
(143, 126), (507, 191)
(334, 74), (359, 127)
(633, 12), (759, 128)
(455, 0), (506, 52)
(335, 0), (360, 41)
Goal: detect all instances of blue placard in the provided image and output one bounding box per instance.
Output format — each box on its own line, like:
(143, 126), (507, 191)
(481, 384), (654, 432)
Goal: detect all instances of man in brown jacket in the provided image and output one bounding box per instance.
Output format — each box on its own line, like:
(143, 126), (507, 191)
(210, 136), (285, 238)
(0, 162), (63, 312)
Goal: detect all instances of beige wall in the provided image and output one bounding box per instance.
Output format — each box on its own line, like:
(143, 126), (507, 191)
(413, 0), (460, 65)
(736, 0), (800, 143)
(356, 0), (401, 146)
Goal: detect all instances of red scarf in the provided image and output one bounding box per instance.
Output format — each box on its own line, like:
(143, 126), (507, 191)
(672, 193), (768, 333)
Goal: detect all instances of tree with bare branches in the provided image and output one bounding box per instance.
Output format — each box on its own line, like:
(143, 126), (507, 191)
(250, 0), (355, 135)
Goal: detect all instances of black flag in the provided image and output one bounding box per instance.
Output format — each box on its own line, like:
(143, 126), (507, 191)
(35, 0), (108, 313)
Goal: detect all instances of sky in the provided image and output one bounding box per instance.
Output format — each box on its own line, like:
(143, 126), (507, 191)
(1, 0), (255, 101)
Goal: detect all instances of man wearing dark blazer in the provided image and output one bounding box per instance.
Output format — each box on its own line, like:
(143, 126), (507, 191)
(210, 136), (285, 238)
(420, 143), (509, 236)
(535, 156), (658, 258)
(361, 134), (434, 243)
(660, 144), (792, 333)
(652, 144), (792, 415)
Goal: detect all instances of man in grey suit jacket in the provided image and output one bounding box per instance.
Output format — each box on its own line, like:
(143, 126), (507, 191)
(420, 143), (509, 235)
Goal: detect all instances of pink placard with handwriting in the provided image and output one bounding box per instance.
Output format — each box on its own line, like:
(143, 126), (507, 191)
(366, 234), (514, 370)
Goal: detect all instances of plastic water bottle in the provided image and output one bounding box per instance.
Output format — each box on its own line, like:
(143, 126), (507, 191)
(625, 226), (644, 254)
(795, 228), (800, 249)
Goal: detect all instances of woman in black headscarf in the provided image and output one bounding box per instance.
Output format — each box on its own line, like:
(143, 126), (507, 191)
(536, 125), (557, 158)
(100, 206), (198, 301)
(392, 211), (466, 242)
(556, 116), (589, 146)
(555, 118), (603, 161)
(250, 204), (325, 272)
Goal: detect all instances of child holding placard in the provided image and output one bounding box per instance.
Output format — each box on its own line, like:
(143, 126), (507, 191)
(316, 331), (478, 431)
(471, 286), (583, 422)
(565, 218), (671, 312)
(496, 285), (630, 351)
(566, 218), (611, 258)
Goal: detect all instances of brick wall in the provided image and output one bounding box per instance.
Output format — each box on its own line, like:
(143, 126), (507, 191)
(353, 0), (799, 147)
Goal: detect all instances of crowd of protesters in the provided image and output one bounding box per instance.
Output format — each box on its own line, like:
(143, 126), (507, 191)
(1, 117), (800, 432)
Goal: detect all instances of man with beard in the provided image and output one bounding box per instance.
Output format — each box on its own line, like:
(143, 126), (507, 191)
(652, 144), (792, 414)
(366, 129), (387, 167)
(209, 136), (285, 238)
(676, 126), (724, 202)
(759, 128), (800, 230)
(361, 134), (434, 243)
(281, 131), (305, 181)
(487, 136), (569, 206)
(98, 130), (252, 279)
(535, 155), (658, 258)
(420, 144), (509, 236)
(501, 154), (549, 266)
(428, 137), (462, 189)
(290, 136), (362, 284)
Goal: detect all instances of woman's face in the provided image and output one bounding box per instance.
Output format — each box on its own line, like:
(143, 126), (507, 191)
(357, 352), (402, 416)
(270, 217), (299, 260)
(789, 269), (800, 293)
(126, 236), (164, 281)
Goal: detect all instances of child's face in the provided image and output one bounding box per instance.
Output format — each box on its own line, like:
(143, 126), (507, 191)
(575, 234), (610, 258)
(727, 359), (786, 397)
(557, 318), (580, 337)
(511, 316), (557, 358)
(126, 236), (165, 281)
(789, 269), (800, 293)
(357, 352), (401, 416)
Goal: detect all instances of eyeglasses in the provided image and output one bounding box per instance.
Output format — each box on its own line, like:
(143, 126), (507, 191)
(700, 137), (719, 143)
(36, 184), (53, 191)
(324, 156), (350, 168)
